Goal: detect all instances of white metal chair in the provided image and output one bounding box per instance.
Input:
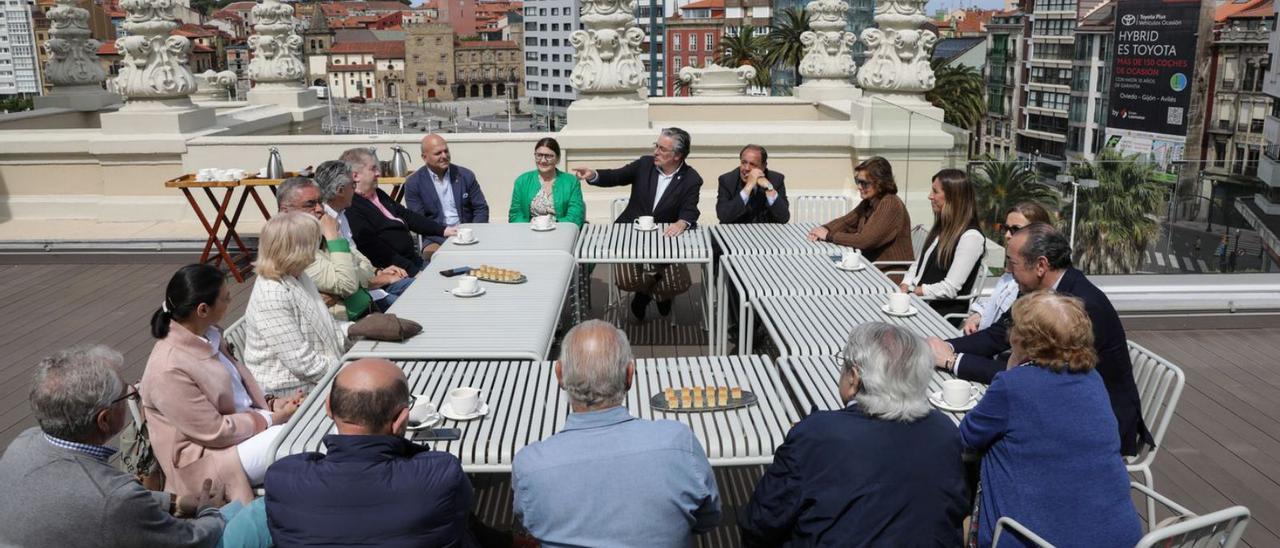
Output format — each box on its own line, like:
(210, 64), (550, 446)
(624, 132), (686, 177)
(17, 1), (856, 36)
(1126, 341), (1187, 529)
(790, 194), (851, 224)
(223, 316), (248, 363)
(871, 224), (927, 282)
(610, 197), (629, 220)
(991, 483), (1250, 548)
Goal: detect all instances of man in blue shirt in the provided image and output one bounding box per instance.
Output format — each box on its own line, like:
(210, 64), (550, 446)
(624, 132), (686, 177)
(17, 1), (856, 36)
(512, 320), (721, 547)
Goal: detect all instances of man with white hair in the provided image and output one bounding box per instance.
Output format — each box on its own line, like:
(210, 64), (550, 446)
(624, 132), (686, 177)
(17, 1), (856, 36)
(739, 323), (968, 546)
(512, 320), (721, 546)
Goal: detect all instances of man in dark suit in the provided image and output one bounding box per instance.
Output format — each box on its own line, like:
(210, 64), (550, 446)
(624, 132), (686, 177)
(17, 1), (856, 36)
(265, 358), (479, 547)
(926, 223), (1151, 456)
(572, 127), (704, 319)
(341, 148), (452, 277)
(715, 144), (789, 224)
(403, 134), (490, 257)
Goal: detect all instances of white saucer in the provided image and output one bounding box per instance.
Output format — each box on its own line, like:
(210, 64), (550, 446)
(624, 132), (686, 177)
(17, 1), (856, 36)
(633, 225), (659, 232)
(440, 401), (489, 421)
(880, 304), (919, 317)
(834, 261), (866, 272)
(929, 389), (979, 412)
(450, 287), (486, 298)
(406, 413), (443, 431)
(452, 237), (479, 245)
(531, 224), (556, 232)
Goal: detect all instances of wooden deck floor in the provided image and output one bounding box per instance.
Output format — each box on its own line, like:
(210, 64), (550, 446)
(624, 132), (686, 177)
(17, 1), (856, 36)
(0, 257), (1277, 545)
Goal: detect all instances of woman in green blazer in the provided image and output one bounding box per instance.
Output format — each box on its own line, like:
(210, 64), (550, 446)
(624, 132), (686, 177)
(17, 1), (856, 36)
(508, 137), (586, 227)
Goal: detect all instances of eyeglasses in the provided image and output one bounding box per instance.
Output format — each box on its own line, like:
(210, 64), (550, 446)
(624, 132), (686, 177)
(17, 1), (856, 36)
(1004, 224), (1025, 235)
(653, 142), (673, 153)
(111, 386), (140, 406)
(534, 153), (557, 161)
(854, 178), (871, 188)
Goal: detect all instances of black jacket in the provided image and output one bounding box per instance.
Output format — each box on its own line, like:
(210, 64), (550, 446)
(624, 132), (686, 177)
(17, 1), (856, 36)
(715, 169), (790, 224)
(588, 155), (702, 227)
(946, 267), (1151, 456)
(346, 188), (445, 276)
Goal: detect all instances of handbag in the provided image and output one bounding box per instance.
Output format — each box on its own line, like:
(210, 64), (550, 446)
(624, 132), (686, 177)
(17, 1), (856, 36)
(117, 396), (165, 491)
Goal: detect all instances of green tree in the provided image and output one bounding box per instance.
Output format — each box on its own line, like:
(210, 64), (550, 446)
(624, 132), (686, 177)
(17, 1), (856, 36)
(716, 26), (770, 88)
(764, 7), (810, 88)
(926, 57), (986, 131)
(970, 156), (1061, 234)
(1068, 151), (1167, 274)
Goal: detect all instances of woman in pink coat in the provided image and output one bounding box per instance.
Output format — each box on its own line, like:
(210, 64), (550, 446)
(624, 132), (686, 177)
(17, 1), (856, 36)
(141, 264), (301, 503)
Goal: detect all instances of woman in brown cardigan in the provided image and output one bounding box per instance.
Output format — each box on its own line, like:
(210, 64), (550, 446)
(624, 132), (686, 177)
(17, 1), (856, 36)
(140, 264), (300, 503)
(807, 156), (914, 263)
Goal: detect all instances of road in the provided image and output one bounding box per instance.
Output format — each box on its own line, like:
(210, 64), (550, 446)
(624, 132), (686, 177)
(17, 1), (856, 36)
(319, 98), (540, 134)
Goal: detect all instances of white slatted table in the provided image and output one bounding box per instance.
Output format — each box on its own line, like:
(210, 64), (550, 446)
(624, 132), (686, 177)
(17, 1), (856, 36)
(717, 253), (898, 354)
(754, 294), (958, 356)
(347, 250), (574, 361)
(574, 223), (715, 350)
(709, 222), (846, 256)
(269, 356), (802, 469)
(437, 222), (580, 254)
(778, 356), (985, 425)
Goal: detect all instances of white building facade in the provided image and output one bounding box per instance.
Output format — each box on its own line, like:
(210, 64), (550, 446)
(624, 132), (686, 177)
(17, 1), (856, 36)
(523, 0), (579, 130)
(0, 0), (40, 97)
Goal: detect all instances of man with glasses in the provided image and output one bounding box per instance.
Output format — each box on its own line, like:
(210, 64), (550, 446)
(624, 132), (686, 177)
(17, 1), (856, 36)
(572, 127), (704, 319)
(0, 345), (239, 546)
(403, 134), (491, 260)
(715, 144), (789, 224)
(265, 358), (480, 547)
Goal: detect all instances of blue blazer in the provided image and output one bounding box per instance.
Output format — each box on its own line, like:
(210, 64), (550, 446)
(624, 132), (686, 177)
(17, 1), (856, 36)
(740, 404), (969, 547)
(265, 434), (478, 548)
(946, 267), (1150, 456)
(403, 164), (491, 244)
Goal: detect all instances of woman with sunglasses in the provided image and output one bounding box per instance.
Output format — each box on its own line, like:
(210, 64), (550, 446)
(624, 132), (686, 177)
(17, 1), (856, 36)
(508, 137), (586, 227)
(901, 169), (986, 317)
(140, 264), (301, 504)
(807, 156), (914, 264)
(960, 201), (1054, 335)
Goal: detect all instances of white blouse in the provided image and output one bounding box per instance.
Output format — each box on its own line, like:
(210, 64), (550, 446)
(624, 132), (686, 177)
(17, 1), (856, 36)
(905, 229), (986, 299)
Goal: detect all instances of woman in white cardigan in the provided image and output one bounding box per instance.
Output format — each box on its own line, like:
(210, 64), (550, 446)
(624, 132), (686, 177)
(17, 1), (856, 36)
(960, 201), (1055, 335)
(243, 212), (351, 398)
(901, 169), (986, 318)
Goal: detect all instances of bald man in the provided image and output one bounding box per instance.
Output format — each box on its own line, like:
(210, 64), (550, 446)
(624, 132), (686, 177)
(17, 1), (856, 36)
(265, 359), (478, 547)
(403, 134), (490, 252)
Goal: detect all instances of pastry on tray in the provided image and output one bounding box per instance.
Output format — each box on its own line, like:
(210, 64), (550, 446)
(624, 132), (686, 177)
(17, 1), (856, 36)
(656, 385), (752, 410)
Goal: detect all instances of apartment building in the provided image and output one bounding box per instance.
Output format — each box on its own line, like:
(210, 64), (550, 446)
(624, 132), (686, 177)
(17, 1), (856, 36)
(665, 0), (723, 96)
(521, 0), (578, 129)
(1237, 0), (1279, 267)
(1203, 0), (1274, 205)
(1065, 0), (1113, 164)
(978, 10), (1025, 160)
(0, 0), (39, 97)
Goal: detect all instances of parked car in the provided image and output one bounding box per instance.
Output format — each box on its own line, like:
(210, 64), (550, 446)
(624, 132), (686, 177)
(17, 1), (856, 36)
(348, 96), (366, 104)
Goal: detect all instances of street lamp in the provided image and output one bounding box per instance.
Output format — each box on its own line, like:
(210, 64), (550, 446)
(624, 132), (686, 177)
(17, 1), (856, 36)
(1058, 173), (1100, 250)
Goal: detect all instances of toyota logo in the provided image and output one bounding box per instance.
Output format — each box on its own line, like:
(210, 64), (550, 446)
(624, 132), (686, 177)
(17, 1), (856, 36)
(1121, 14), (1136, 26)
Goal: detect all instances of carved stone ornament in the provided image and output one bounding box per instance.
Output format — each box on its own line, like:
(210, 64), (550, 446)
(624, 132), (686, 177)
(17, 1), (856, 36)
(857, 0), (937, 94)
(569, 0), (646, 98)
(43, 0), (107, 87)
(248, 0), (306, 87)
(112, 0), (197, 101)
(677, 63), (757, 96)
(799, 0), (858, 85)
(192, 69), (238, 101)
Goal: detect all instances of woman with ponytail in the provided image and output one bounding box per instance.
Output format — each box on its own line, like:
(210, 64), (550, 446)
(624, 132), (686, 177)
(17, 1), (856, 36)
(140, 264), (301, 504)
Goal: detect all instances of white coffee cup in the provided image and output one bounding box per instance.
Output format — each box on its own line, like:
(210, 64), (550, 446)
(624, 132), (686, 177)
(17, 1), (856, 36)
(409, 396), (438, 425)
(532, 215), (553, 230)
(888, 292), (912, 314)
(196, 169), (213, 182)
(456, 227), (474, 243)
(634, 215), (656, 230)
(457, 275), (479, 294)
(841, 250), (862, 268)
(258, 167), (269, 178)
(448, 387), (482, 414)
(228, 169), (246, 180)
(942, 379), (972, 407)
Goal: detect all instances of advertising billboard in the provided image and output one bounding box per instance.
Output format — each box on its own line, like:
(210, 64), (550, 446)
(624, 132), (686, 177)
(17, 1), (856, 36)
(1104, 0), (1202, 182)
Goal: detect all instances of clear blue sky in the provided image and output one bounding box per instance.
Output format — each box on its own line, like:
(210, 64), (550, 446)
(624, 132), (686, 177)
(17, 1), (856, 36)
(926, 0), (1008, 13)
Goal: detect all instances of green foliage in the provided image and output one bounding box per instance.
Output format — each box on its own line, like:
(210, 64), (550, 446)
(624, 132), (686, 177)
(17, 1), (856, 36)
(926, 57), (986, 131)
(191, 0), (232, 16)
(970, 156), (1062, 235)
(716, 26), (770, 88)
(764, 7), (809, 88)
(1068, 150), (1167, 274)
(0, 97), (34, 113)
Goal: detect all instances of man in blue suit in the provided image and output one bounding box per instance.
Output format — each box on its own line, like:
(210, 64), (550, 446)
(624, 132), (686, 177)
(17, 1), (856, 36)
(926, 223), (1152, 456)
(403, 134), (490, 258)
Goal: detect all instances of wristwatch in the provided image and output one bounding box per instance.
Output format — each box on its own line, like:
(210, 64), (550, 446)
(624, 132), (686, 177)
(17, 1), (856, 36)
(757, 178), (773, 191)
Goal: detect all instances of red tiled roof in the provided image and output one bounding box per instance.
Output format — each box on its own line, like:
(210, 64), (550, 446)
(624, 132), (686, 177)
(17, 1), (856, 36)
(329, 63), (376, 71)
(340, 1), (411, 11)
(329, 40), (406, 58)
(175, 23), (216, 37)
(1216, 0), (1269, 22)
(1233, 0), (1274, 19)
(97, 41), (117, 55)
(679, 0), (724, 10)
(952, 8), (996, 34)
(222, 1), (256, 12)
(210, 10), (243, 22)
(457, 40), (517, 49)
(320, 3), (350, 16)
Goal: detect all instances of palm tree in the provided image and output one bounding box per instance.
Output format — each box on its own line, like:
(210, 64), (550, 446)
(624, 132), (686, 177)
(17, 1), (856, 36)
(926, 58), (986, 131)
(1068, 151), (1167, 274)
(970, 156), (1062, 234)
(764, 7), (810, 88)
(717, 26), (770, 89)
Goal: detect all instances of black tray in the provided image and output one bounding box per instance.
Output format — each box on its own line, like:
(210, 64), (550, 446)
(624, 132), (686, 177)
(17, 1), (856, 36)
(650, 389), (758, 413)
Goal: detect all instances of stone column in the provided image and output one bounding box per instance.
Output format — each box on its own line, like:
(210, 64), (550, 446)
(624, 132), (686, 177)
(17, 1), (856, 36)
(792, 0), (859, 101)
(99, 0), (214, 132)
(35, 0), (122, 111)
(245, 0), (322, 119)
(564, 0), (649, 129)
(856, 0), (937, 101)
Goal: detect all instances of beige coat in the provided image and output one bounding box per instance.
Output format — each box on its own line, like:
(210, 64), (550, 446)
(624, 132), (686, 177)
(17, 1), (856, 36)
(140, 321), (270, 504)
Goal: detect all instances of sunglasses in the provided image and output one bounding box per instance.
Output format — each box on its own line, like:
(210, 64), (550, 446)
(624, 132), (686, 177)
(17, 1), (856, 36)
(1004, 224), (1025, 234)
(854, 178), (871, 188)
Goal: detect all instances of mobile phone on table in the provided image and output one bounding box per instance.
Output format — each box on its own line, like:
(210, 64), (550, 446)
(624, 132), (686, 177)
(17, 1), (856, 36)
(440, 266), (472, 277)
(412, 428), (462, 442)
